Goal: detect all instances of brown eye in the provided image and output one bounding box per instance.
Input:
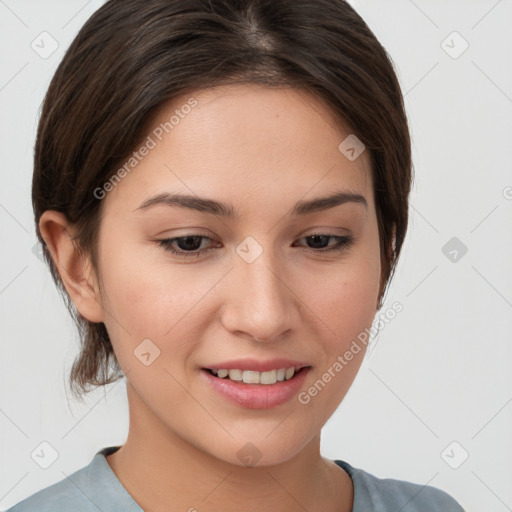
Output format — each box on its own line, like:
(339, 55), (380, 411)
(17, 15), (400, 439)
(295, 234), (354, 252)
(156, 233), (354, 259)
(157, 235), (217, 258)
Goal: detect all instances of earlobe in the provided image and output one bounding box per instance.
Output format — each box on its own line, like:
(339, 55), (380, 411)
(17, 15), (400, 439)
(38, 210), (105, 323)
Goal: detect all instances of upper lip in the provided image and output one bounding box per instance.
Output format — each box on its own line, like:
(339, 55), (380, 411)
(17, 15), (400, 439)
(204, 358), (311, 373)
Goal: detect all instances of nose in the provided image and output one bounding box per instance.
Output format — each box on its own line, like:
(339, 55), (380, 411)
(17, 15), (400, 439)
(220, 247), (298, 343)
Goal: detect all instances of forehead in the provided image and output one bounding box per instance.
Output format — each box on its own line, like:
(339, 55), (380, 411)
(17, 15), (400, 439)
(102, 83), (373, 216)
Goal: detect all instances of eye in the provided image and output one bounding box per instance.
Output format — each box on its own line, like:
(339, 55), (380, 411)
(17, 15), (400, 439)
(156, 235), (218, 258)
(294, 233), (354, 252)
(156, 232), (355, 259)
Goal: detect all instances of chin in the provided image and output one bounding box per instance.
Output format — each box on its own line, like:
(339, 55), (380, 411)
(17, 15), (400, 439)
(204, 433), (314, 469)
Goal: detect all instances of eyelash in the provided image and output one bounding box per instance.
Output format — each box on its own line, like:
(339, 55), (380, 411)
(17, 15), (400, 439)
(156, 233), (355, 259)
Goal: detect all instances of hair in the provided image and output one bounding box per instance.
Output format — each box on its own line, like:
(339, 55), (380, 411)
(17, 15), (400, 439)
(33, 0), (413, 402)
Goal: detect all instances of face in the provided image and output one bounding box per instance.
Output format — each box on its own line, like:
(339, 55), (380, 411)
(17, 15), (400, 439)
(91, 84), (381, 466)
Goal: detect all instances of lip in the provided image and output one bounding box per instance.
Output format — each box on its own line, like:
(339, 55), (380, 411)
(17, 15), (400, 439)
(200, 365), (312, 409)
(203, 358), (311, 372)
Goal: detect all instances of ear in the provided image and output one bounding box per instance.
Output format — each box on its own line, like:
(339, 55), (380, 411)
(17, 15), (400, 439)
(39, 210), (105, 323)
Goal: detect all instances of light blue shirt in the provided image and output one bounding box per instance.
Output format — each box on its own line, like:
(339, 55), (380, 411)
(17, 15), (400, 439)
(6, 446), (465, 511)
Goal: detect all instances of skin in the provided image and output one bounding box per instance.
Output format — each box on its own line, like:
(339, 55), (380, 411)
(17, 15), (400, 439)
(40, 84), (382, 512)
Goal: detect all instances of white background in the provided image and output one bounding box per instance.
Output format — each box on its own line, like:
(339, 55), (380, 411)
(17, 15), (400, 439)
(1, 1), (511, 511)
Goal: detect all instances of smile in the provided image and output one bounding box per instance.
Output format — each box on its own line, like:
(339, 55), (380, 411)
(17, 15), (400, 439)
(201, 365), (311, 409)
(206, 367), (301, 384)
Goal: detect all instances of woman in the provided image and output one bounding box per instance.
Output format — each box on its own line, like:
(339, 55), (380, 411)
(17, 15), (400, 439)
(7, 0), (465, 510)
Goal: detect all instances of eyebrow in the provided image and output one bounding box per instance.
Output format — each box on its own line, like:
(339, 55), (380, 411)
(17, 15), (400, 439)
(134, 189), (367, 217)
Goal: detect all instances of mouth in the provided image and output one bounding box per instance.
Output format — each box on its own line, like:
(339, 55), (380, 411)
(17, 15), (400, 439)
(200, 361), (312, 408)
(202, 366), (310, 385)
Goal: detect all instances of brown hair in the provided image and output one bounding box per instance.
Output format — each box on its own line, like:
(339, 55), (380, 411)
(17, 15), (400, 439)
(33, 0), (413, 402)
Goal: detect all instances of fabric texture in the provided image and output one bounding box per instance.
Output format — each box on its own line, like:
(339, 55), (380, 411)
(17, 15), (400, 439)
(6, 446), (465, 511)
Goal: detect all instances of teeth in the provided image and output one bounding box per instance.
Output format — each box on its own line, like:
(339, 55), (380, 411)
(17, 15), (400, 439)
(243, 370), (260, 384)
(228, 369), (243, 381)
(210, 366), (297, 384)
(260, 370), (277, 384)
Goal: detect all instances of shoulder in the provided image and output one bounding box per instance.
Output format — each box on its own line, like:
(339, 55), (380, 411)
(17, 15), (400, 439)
(5, 464), (94, 512)
(335, 460), (465, 512)
(5, 446), (137, 512)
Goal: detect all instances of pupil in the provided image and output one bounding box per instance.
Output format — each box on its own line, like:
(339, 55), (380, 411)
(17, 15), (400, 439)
(309, 234), (328, 248)
(179, 236), (202, 251)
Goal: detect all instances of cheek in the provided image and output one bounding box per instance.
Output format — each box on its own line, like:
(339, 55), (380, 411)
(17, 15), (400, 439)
(300, 242), (380, 390)
(296, 266), (379, 419)
(98, 230), (185, 317)
(96, 237), (181, 349)
(97, 238), (221, 372)
(305, 252), (381, 341)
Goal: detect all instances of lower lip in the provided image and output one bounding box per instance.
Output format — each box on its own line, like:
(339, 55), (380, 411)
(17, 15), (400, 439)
(201, 368), (311, 409)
